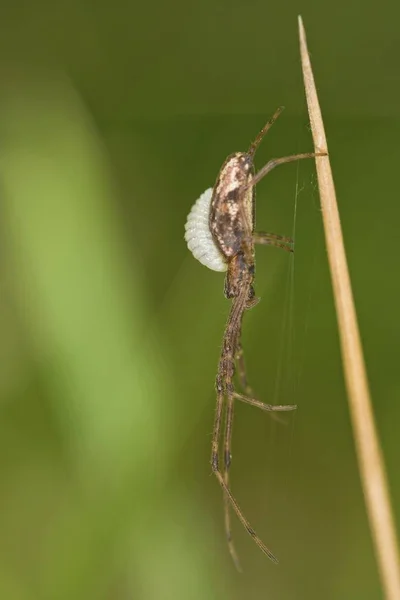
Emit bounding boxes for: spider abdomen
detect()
[209,152,255,260]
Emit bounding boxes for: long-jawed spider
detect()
[184,107,325,570]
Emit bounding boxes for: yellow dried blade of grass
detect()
[298,16,400,600]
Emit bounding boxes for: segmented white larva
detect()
[184,188,227,272]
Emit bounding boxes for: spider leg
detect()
[211,291,287,567]
[223,387,242,571]
[233,391,296,412]
[212,375,279,567]
[249,151,326,188]
[211,381,241,568]
[236,342,255,396]
[253,231,294,253]
[235,343,290,424]
[222,342,294,569]
[212,450,279,564]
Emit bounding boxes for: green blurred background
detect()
[0,1,399,599]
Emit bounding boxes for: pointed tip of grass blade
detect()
[298,18,400,599]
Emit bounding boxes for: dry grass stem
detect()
[298,16,400,600]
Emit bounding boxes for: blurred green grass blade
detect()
[0,74,184,599]
[0,75,168,487]
[0,72,233,600]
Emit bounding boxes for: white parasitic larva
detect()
[184,188,227,272]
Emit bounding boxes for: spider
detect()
[184,107,324,570]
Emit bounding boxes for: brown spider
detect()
[185,107,325,570]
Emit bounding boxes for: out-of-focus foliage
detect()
[0,2,399,599]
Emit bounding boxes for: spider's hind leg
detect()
[211,295,284,568]
[223,385,242,571]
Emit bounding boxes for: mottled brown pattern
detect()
[209,152,256,302]
[210,153,254,257]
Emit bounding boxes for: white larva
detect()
[184,188,227,272]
